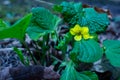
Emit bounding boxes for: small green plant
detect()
[0,1,120,80]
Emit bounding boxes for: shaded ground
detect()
[0,0,120,20]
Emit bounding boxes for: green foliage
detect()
[61,61,98,80]
[0,19,8,31]
[60,2,82,16]
[27,7,61,41]
[70,39,103,63]
[80,8,109,33]
[82,71,98,80]
[54,2,109,33]
[103,40,120,67]
[14,47,30,66]
[53,5,63,12]
[54,2,83,25]
[56,32,72,50]
[0,13,32,41]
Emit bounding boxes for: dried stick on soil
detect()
[0,65,60,80]
[0,48,34,52]
[35,0,54,6]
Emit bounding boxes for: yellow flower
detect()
[70,24,93,41]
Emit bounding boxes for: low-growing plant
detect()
[0,1,120,80]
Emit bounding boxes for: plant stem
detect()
[21,41,37,65]
[50,55,62,63]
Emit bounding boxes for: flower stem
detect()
[21,41,37,65]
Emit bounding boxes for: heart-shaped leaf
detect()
[103,40,120,67]
[61,61,98,80]
[27,7,61,41]
[70,39,103,63]
[80,8,109,33]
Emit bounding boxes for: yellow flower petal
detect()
[73,24,82,33]
[70,24,82,35]
[83,34,90,39]
[74,35,82,41]
[70,28,76,35]
[81,27,89,35]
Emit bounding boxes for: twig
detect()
[35,0,54,6]
[0,48,34,52]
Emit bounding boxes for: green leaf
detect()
[53,5,63,12]
[70,8,109,33]
[14,47,25,64]
[57,2,83,25]
[103,40,120,67]
[0,19,8,31]
[82,71,98,80]
[60,61,98,80]
[70,39,103,63]
[56,32,72,50]
[0,13,32,41]
[61,2,82,14]
[80,8,109,33]
[14,47,29,66]
[27,7,61,41]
